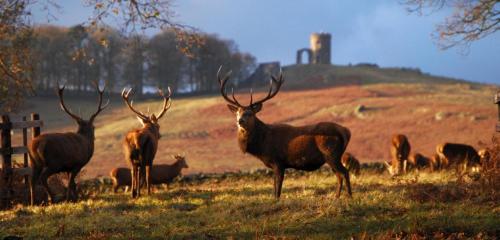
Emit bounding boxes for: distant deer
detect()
[122,87,172,198]
[341,152,361,176]
[408,153,431,171]
[110,155,188,193]
[218,68,352,199]
[28,83,108,204]
[435,143,481,174]
[385,134,411,176]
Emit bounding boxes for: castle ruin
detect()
[296,33,331,65]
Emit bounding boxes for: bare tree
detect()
[0,1,34,113]
[404,0,500,50]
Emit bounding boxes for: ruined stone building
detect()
[297,32,331,65]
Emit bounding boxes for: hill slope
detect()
[10,70,497,178]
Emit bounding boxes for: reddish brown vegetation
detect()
[218,69,352,199]
[28,84,108,204]
[122,87,172,198]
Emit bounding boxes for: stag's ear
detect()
[251,103,262,113]
[151,114,158,122]
[227,104,238,113]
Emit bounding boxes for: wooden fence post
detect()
[31,113,40,138]
[1,115,12,207]
[22,116,30,199]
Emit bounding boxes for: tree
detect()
[0,1,34,113]
[148,30,184,91]
[0,0,194,112]
[404,0,500,50]
[122,35,147,96]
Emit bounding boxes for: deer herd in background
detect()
[25,68,492,205]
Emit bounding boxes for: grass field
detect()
[1,168,498,239]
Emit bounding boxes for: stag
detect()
[385,134,411,176]
[122,87,172,198]
[28,83,108,204]
[218,68,352,199]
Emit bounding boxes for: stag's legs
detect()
[39,167,56,203]
[131,166,138,198]
[146,165,151,195]
[67,170,78,202]
[328,160,352,198]
[30,167,42,205]
[318,137,352,198]
[272,166,285,199]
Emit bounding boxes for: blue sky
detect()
[32,0,499,84]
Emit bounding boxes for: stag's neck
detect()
[75,129,95,156]
[238,118,269,156]
[143,123,160,138]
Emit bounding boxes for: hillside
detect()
[9,65,499,178]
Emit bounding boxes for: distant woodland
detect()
[32,25,257,96]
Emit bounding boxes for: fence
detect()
[0,113,43,207]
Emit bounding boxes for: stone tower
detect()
[310,33,331,64]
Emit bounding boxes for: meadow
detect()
[1,167,498,239]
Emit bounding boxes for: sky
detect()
[32,0,500,84]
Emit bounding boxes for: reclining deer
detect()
[28,83,108,204]
[218,68,352,199]
[122,87,172,198]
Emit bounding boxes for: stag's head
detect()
[121,87,172,137]
[173,154,189,168]
[218,67,284,132]
[57,83,109,139]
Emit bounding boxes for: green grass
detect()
[1,170,498,239]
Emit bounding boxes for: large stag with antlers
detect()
[218,68,352,199]
[121,87,172,198]
[28,83,108,204]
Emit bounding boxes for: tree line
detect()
[32,24,257,96]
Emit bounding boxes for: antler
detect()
[121,88,149,121]
[217,66,244,107]
[156,86,172,119]
[250,71,284,106]
[89,82,110,122]
[57,85,83,122]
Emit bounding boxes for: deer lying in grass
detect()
[341,152,360,176]
[435,143,481,174]
[385,134,411,176]
[218,68,352,199]
[110,155,188,193]
[408,153,431,171]
[122,87,172,198]
[28,83,108,204]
